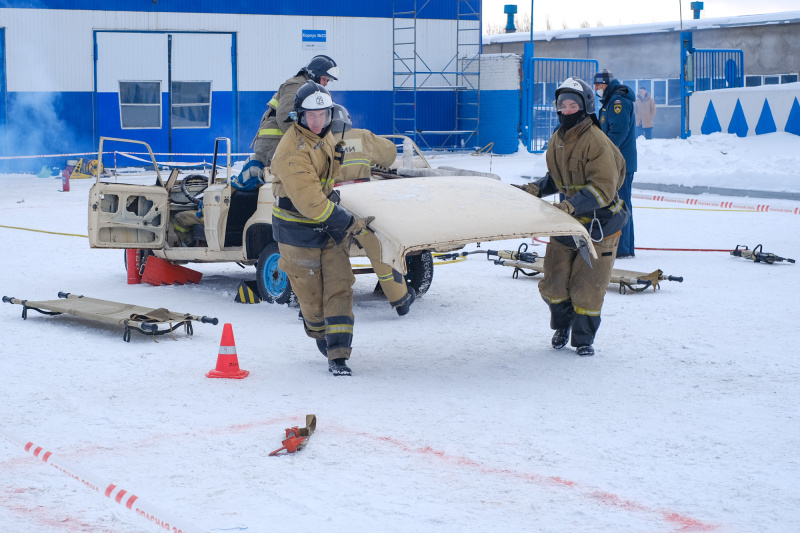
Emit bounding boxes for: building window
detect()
[652,80,666,105]
[745,75,763,87]
[667,79,681,106]
[171,81,212,128]
[119,81,162,129]
[637,79,652,95]
[764,76,780,85]
[781,74,798,84]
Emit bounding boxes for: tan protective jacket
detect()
[271,123,350,247]
[634,91,657,128]
[541,117,629,242]
[255,73,311,142]
[335,128,398,182]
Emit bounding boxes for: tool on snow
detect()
[269,415,317,456]
[730,244,795,264]
[487,244,683,294]
[2,292,218,341]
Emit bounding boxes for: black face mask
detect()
[559,111,586,130]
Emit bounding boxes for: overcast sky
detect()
[482,0,799,30]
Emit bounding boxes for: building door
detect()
[95,31,235,163]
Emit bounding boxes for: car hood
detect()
[338,176,597,274]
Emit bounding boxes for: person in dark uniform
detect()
[594,69,637,259]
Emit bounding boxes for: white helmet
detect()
[554,77,596,116]
[293,80,334,132]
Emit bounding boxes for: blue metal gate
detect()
[693,49,744,91]
[679,31,744,138]
[521,52,598,153]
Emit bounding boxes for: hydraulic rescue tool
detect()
[730,244,795,264]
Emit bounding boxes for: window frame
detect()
[118,80,162,130]
[170,80,213,129]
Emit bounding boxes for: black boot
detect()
[328,358,352,376]
[394,288,416,316]
[576,345,595,356]
[551,327,570,349]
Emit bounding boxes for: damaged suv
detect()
[88,137,596,304]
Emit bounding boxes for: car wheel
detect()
[256,242,295,305]
[405,251,433,296]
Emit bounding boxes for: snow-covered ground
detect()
[1,133,799,533]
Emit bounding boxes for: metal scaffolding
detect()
[392,0,481,150]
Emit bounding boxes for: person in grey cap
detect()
[594,69,637,259]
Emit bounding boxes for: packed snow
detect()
[1,132,799,532]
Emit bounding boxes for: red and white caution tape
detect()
[1,429,209,533]
[0,151,250,161]
[0,151,109,160]
[633,193,800,214]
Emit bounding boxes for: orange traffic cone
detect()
[206,323,249,379]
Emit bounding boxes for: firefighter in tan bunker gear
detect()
[330,104,415,315]
[270,81,372,376]
[517,77,630,356]
[251,55,340,167]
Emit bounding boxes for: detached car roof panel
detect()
[338,176,596,272]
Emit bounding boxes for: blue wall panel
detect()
[2,91,93,171]
[96,92,168,163]
[238,90,394,154]
[479,90,519,154]
[0,1,462,19]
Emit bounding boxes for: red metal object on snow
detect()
[269,427,307,456]
[126,249,142,284]
[140,255,202,286]
[269,415,317,457]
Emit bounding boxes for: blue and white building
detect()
[0,1,495,167]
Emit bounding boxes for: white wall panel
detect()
[171,33,232,91]
[96,32,168,93]
[1,8,451,93]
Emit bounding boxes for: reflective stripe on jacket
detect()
[335,128,398,182]
[256,73,310,140]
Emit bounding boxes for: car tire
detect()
[405,251,433,296]
[256,242,295,305]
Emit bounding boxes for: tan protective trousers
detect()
[278,238,355,360]
[173,210,204,246]
[354,231,409,306]
[538,234,620,346]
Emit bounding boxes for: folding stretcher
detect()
[495,258,683,294]
[2,292,218,341]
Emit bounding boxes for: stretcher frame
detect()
[495,259,683,294]
[2,292,219,342]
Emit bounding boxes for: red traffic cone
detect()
[206,323,249,379]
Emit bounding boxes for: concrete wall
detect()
[485,32,680,79]
[483,21,800,78]
[692,24,800,75]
